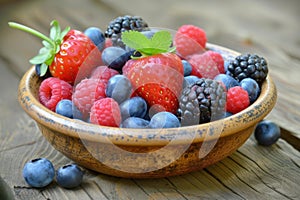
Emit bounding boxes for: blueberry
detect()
[240,78,260,104]
[149,111,181,128]
[22,158,55,188]
[120,117,150,128]
[55,99,73,118]
[106,75,132,104]
[182,75,201,89]
[101,47,131,71]
[56,164,83,189]
[214,74,240,90]
[119,97,147,120]
[182,60,192,76]
[84,27,105,51]
[254,120,281,146]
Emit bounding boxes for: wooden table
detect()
[1,0,299,199]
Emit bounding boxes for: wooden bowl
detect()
[18,44,277,178]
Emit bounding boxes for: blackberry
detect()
[226,53,268,84]
[105,15,149,47]
[177,78,226,126]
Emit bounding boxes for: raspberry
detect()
[226,86,250,114]
[72,78,107,117]
[174,25,207,58]
[205,51,225,73]
[38,77,73,111]
[188,51,224,79]
[90,66,119,82]
[90,98,121,127]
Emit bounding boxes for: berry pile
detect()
[9,15,269,129]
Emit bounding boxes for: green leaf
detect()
[29,48,52,64]
[121,30,151,51]
[50,20,61,41]
[60,26,71,41]
[42,40,53,49]
[121,30,174,56]
[39,63,48,76]
[150,30,172,52]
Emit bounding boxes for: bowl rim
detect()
[18,43,277,146]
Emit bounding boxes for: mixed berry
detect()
[9,16,270,129]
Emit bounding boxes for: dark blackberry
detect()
[177,78,226,126]
[226,53,268,84]
[105,15,149,47]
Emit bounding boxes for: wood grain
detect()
[0,0,299,199]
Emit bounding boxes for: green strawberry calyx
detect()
[8,20,70,76]
[121,30,176,59]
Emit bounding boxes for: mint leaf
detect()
[122,30,150,51]
[150,30,172,52]
[40,63,48,76]
[121,30,174,56]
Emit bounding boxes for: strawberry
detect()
[9,20,102,85]
[121,31,183,114]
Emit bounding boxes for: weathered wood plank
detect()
[1,0,300,199]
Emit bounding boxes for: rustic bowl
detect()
[18,44,277,178]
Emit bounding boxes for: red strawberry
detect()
[39,77,73,111]
[50,29,102,84]
[90,98,121,127]
[9,20,102,85]
[123,53,183,114]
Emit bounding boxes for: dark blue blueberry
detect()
[214,74,240,90]
[55,99,73,118]
[101,47,131,71]
[84,27,105,51]
[119,97,147,120]
[149,112,181,128]
[254,120,281,146]
[182,75,201,89]
[22,158,55,188]
[182,60,192,76]
[240,78,260,104]
[106,75,132,104]
[120,117,150,128]
[56,164,83,189]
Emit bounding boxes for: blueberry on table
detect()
[254,120,281,146]
[149,111,181,128]
[106,74,132,104]
[22,158,55,188]
[119,96,148,120]
[84,27,105,51]
[56,164,83,189]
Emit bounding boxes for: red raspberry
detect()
[38,77,73,111]
[188,51,224,79]
[226,86,250,114]
[174,25,207,58]
[90,98,121,127]
[204,51,225,73]
[90,65,119,82]
[72,78,107,117]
